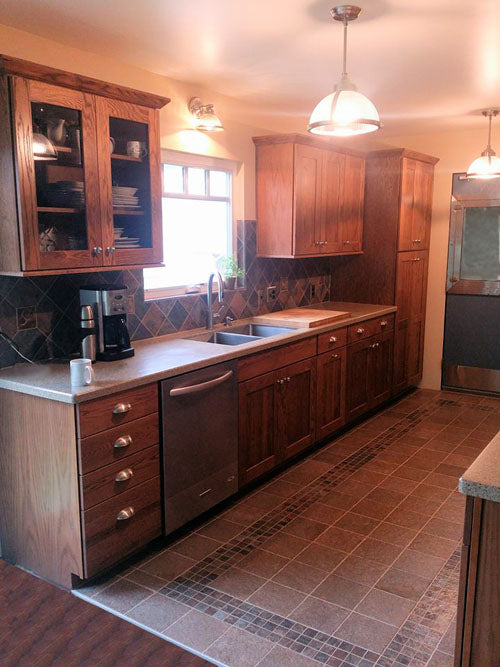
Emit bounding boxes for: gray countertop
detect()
[459,430,500,503]
[0,301,396,404]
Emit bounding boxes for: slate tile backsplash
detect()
[0,220,332,368]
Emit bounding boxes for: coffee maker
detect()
[79,285,134,361]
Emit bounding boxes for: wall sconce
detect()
[189,97,224,132]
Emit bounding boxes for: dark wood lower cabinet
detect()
[455,495,500,666]
[346,331,393,422]
[238,358,315,486]
[238,370,279,486]
[316,347,346,440]
[277,358,316,461]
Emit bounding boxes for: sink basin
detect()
[229,324,294,337]
[187,331,262,346]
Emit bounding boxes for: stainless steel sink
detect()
[228,324,294,337]
[187,331,262,346]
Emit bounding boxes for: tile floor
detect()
[75,389,500,666]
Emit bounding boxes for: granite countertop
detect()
[459,430,500,503]
[0,301,396,404]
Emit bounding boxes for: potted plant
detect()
[220,256,243,290]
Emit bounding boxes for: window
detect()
[144,153,235,298]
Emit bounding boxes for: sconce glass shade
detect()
[308,88,380,137]
[195,109,224,132]
[466,152,500,179]
[33,132,58,160]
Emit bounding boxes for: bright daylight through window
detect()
[144,157,233,297]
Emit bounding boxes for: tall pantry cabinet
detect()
[331,148,438,393]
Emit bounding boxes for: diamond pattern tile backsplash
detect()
[0,221,332,368]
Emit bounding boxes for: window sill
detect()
[144,283,245,301]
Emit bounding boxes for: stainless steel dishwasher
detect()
[161,360,238,535]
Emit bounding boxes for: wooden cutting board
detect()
[253,308,350,328]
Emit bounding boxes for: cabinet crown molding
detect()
[366,147,439,165]
[253,133,366,158]
[0,55,170,109]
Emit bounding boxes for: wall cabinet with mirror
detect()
[0,56,169,275]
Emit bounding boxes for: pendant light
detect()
[466,109,500,179]
[308,5,380,137]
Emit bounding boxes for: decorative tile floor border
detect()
[76,391,498,665]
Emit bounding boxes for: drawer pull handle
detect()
[356,327,365,334]
[113,402,132,414]
[370,342,380,349]
[331,353,340,360]
[115,468,134,482]
[380,320,388,328]
[114,435,132,449]
[412,257,421,262]
[116,506,135,521]
[329,336,338,343]
[343,240,351,245]
[413,239,422,243]
[199,488,212,497]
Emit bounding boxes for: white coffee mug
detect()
[70,358,94,386]
[126,140,147,158]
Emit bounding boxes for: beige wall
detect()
[378,128,490,390]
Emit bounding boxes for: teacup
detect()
[126,141,147,158]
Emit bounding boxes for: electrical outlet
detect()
[266,285,277,303]
[309,283,316,299]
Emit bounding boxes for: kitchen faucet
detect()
[206,271,225,329]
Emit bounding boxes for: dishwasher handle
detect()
[169,370,233,397]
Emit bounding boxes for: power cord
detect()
[0,330,35,364]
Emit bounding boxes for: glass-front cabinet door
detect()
[11,77,102,270]
[95,97,163,267]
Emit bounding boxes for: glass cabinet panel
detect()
[109,117,152,252]
[31,101,90,255]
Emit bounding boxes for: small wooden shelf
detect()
[111,153,142,163]
[37,206,80,213]
[113,208,144,216]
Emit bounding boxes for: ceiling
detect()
[1,0,500,136]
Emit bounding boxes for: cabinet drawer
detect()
[81,445,159,510]
[82,476,162,578]
[348,314,394,343]
[78,383,158,438]
[79,413,159,474]
[237,337,317,382]
[317,327,347,354]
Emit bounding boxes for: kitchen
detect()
[0,2,499,666]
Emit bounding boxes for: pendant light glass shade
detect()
[33,132,57,161]
[466,109,500,179]
[308,87,380,136]
[308,5,380,137]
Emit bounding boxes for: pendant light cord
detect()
[342,19,348,78]
[487,112,493,152]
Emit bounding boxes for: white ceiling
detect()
[1,0,500,135]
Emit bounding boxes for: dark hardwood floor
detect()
[0,559,210,666]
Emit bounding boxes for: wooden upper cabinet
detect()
[0,56,169,275]
[294,143,323,255]
[11,78,103,271]
[254,135,365,258]
[95,97,163,267]
[398,157,434,251]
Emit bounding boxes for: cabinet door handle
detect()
[116,506,135,521]
[277,378,284,385]
[380,320,388,328]
[370,342,380,349]
[413,239,422,243]
[92,246,102,256]
[114,435,132,449]
[356,327,365,334]
[343,240,351,245]
[331,353,340,360]
[106,246,116,255]
[329,336,338,343]
[113,402,132,414]
[115,468,134,482]
[412,257,421,262]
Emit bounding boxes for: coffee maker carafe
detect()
[79,285,134,361]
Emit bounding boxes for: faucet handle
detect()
[224,315,234,327]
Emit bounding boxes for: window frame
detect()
[144,149,238,300]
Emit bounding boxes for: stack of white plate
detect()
[114,226,141,248]
[112,186,140,209]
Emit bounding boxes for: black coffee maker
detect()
[79,285,134,361]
